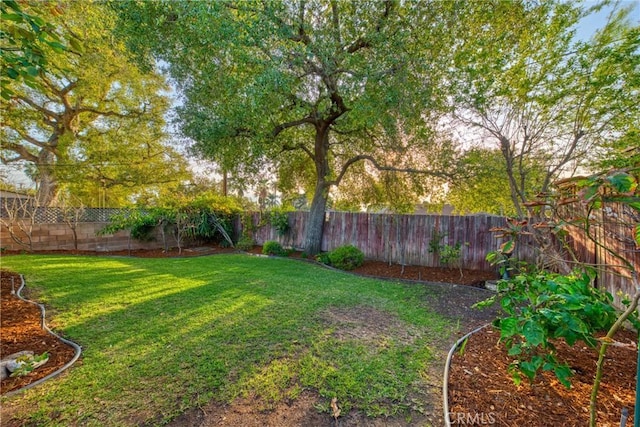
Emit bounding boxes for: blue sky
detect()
[575,0,640,41]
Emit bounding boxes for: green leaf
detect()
[507,343,522,356]
[553,364,572,388]
[5,68,19,79]
[25,66,39,77]
[606,173,634,193]
[46,41,67,53]
[635,224,640,248]
[523,319,545,347]
[1,13,24,22]
[500,240,515,255]
[499,317,520,339]
[69,38,84,53]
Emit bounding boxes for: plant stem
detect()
[589,280,639,427]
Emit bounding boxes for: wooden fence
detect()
[563,203,639,308]
[241,211,527,271]
[3,205,636,307]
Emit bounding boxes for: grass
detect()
[1,254,452,426]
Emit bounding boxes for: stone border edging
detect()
[443,323,490,427]
[2,275,82,398]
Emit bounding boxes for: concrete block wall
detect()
[0,222,175,252]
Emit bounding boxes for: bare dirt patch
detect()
[322,306,423,345]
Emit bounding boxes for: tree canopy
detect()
[1,0,188,206]
[445,1,640,216]
[112,0,638,248]
[115,0,467,253]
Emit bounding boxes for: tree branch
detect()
[281,142,314,160]
[16,95,60,119]
[272,116,316,137]
[0,142,39,163]
[329,154,454,187]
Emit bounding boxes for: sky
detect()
[575,0,639,41]
[3,1,639,192]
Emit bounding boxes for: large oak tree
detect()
[115,0,461,254]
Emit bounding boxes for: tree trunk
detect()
[36,151,58,206]
[222,168,228,197]
[304,123,331,255]
[305,180,329,255]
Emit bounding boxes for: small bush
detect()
[327,245,364,271]
[268,208,291,236]
[236,236,255,251]
[315,252,330,265]
[262,241,287,256]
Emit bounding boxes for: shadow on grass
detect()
[1,254,468,426]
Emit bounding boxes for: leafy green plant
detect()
[262,240,287,256]
[427,231,447,255]
[428,230,467,274]
[268,208,291,236]
[327,245,364,271]
[476,270,618,387]
[315,252,331,265]
[236,236,255,252]
[10,352,49,377]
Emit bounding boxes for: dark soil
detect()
[448,326,637,426]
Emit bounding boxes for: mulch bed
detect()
[1,270,77,394]
[448,326,637,426]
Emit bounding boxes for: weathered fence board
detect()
[241,211,511,271]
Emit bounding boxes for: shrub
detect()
[327,245,364,271]
[475,270,619,388]
[262,240,287,256]
[315,252,330,265]
[236,236,255,251]
[268,208,291,236]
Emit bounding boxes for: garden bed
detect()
[448,326,637,426]
[0,271,77,394]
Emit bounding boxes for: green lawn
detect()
[1,254,451,426]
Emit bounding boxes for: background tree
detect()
[446,1,640,217]
[114,0,461,254]
[1,0,188,206]
[444,148,546,216]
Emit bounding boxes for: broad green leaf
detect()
[606,173,634,193]
[1,13,23,22]
[5,68,19,79]
[554,364,573,388]
[507,343,522,356]
[523,319,545,347]
[499,317,519,339]
[500,240,515,255]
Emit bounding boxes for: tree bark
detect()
[36,151,58,207]
[305,179,329,255]
[304,123,331,255]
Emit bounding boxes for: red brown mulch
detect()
[352,261,497,287]
[448,326,637,427]
[0,270,77,394]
